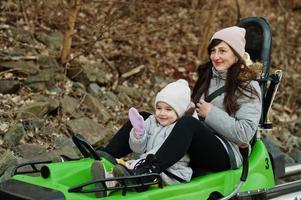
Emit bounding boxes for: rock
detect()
[39,126,60,136]
[37,55,60,69]
[73,82,86,91]
[0,61,38,75]
[26,69,54,83]
[0,50,27,57]
[54,137,82,158]
[0,166,16,182]
[0,122,9,134]
[83,94,111,123]
[53,137,75,148]
[118,92,132,105]
[54,73,70,82]
[25,68,58,91]
[50,146,80,162]
[60,95,81,117]
[10,28,34,44]
[66,62,108,86]
[26,82,47,91]
[292,118,301,137]
[35,32,63,51]
[285,154,297,165]
[46,86,64,96]
[15,144,47,160]
[85,64,107,85]
[87,83,101,96]
[117,85,140,98]
[287,134,300,153]
[24,61,66,92]
[289,148,301,163]
[66,117,109,145]
[16,102,49,119]
[3,123,26,147]
[31,95,60,113]
[0,80,20,94]
[104,91,119,108]
[0,150,18,176]
[22,118,44,131]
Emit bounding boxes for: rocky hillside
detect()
[0,0,300,182]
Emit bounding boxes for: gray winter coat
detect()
[204,68,262,168]
[129,115,193,185]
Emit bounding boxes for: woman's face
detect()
[210,41,238,71]
[155,102,178,126]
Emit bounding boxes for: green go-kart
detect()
[0,16,300,200]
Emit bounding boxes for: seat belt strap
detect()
[219,136,237,169]
[163,170,186,183]
[205,86,225,102]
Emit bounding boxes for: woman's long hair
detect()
[192,39,260,116]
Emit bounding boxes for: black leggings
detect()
[104,113,230,172]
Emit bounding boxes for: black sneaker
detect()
[113,164,150,192]
[112,164,137,190]
[91,161,107,198]
[132,154,161,177]
[113,154,161,192]
[132,155,161,191]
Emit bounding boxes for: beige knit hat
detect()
[155,79,191,117]
[210,26,246,58]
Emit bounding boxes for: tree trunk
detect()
[60,0,81,65]
[191,0,199,9]
[197,1,219,61]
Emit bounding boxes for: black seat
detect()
[237,16,273,129]
[238,17,285,179]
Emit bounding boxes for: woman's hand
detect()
[196,99,213,118]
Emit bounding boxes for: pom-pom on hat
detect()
[210,26,246,58]
[155,79,191,117]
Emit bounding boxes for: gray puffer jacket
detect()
[204,67,262,168]
[129,115,192,185]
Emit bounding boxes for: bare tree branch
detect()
[121,65,145,78]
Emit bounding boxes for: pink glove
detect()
[128,107,145,137]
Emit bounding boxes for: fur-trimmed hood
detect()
[238,52,263,81]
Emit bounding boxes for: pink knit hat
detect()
[210,26,246,58]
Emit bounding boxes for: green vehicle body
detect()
[10,139,275,200]
[1,16,288,200]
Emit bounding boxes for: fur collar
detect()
[238,53,263,81]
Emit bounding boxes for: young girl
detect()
[92,79,196,196]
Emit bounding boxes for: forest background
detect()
[0,0,300,181]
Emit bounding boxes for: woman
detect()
[100,26,262,186]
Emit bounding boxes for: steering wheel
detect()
[72,133,100,160]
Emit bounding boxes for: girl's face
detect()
[210,41,238,71]
[155,102,178,126]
